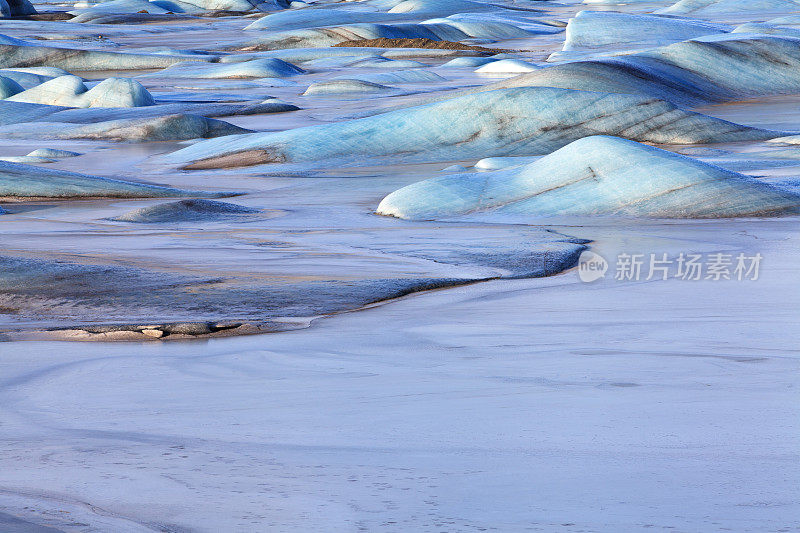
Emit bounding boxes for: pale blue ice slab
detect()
[376,136,800,219]
[658,0,800,16]
[0,113,250,141]
[0,160,235,198]
[143,58,304,79]
[562,11,729,51]
[5,76,154,108]
[494,35,800,106]
[167,87,783,168]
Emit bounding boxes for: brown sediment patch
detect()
[334,38,514,54]
[182,149,286,170]
[199,10,250,17]
[2,319,311,342]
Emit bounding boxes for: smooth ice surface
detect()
[562,10,730,51]
[0,114,251,141]
[377,136,800,219]
[302,78,398,95]
[1,219,798,531]
[169,87,782,168]
[239,18,557,50]
[0,160,232,198]
[659,0,800,16]
[0,41,211,71]
[495,35,800,106]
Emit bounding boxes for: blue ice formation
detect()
[167,87,782,169]
[658,0,800,16]
[0,76,23,99]
[731,22,800,38]
[113,199,260,222]
[492,35,800,106]
[71,0,262,14]
[27,148,82,158]
[245,0,498,30]
[0,113,250,141]
[5,76,155,107]
[0,161,235,198]
[223,47,472,65]
[474,59,539,74]
[439,56,497,68]
[0,100,297,129]
[0,0,36,17]
[376,136,800,220]
[143,58,304,79]
[239,17,558,51]
[0,68,70,89]
[333,68,444,84]
[0,39,213,71]
[302,79,398,96]
[561,11,729,51]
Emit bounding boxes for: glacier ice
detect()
[658,0,800,16]
[113,199,260,222]
[0,160,235,198]
[377,136,800,219]
[144,58,304,79]
[376,136,800,220]
[168,87,782,169]
[6,76,155,108]
[492,35,800,106]
[0,113,250,141]
[303,79,397,96]
[561,11,729,51]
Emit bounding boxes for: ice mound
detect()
[0,155,55,163]
[145,58,304,79]
[0,161,234,198]
[0,40,213,71]
[0,100,297,130]
[0,0,36,17]
[0,76,23,99]
[6,76,155,108]
[731,22,800,38]
[0,113,250,141]
[501,35,800,105]
[0,69,62,90]
[303,79,396,96]
[439,56,497,68]
[26,148,81,158]
[376,136,800,220]
[562,11,729,51]
[168,87,781,169]
[71,0,260,14]
[475,59,538,73]
[335,69,444,84]
[69,0,173,15]
[113,199,260,222]
[658,0,800,16]
[245,0,498,31]
[240,19,552,51]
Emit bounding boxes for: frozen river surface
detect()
[2,220,799,532]
[1,0,799,530]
